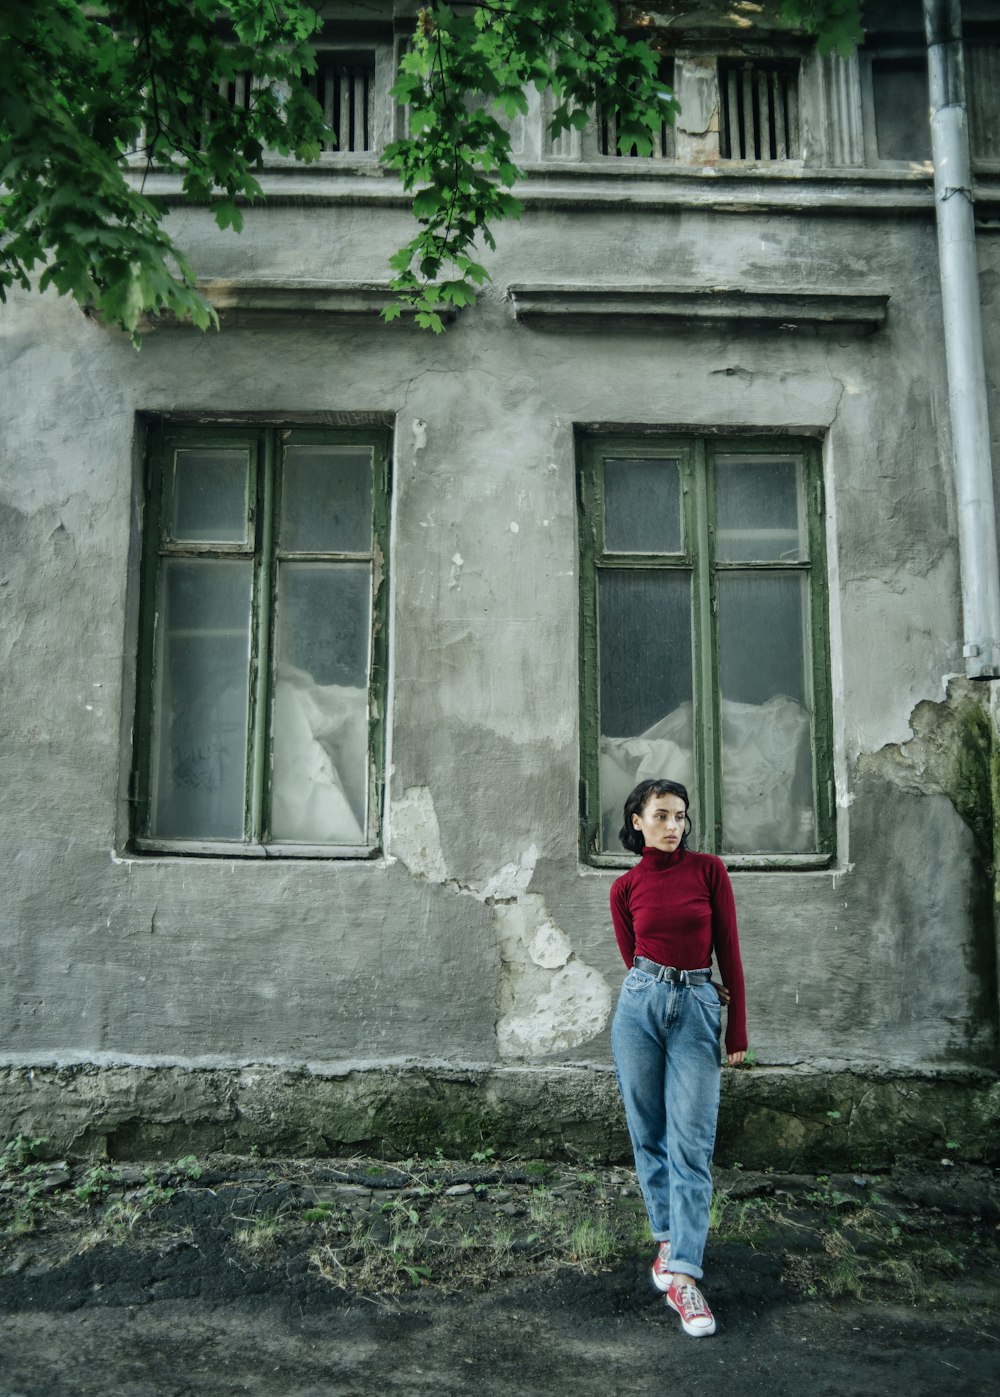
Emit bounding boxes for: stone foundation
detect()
[2,1063,997,1170]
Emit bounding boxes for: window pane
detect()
[598,569,693,850]
[270,562,371,844]
[281,446,373,553]
[603,458,682,553]
[170,449,250,543]
[715,454,806,562]
[717,571,814,852]
[149,559,252,838]
[872,59,931,162]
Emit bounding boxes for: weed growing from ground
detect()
[709,1189,775,1245]
[568,1216,616,1265]
[0,1136,55,1235]
[232,1208,286,1255]
[528,1186,554,1226]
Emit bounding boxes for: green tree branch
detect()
[0,1,863,339]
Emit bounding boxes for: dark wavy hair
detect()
[619,778,692,855]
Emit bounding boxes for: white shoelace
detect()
[674,1283,709,1317]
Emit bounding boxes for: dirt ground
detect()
[1,1150,998,1397]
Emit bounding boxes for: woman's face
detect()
[632,791,687,853]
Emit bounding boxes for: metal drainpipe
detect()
[924,0,1000,678]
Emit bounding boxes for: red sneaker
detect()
[665,1278,716,1336]
[651,1240,673,1292]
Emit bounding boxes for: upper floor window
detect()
[131,424,391,857]
[578,434,833,867]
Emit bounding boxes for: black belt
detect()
[633,956,711,986]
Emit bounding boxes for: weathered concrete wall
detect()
[2,138,999,1155]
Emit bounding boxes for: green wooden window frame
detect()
[131,423,391,857]
[578,433,834,869]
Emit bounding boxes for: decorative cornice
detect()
[506,283,889,333]
[177,279,456,327]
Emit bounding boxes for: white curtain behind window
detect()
[600,695,811,853]
[270,662,368,844]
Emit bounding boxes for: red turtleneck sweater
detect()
[610,846,747,1054]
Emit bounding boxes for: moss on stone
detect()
[950,699,995,871]
[3,1064,998,1170]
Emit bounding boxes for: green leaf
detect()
[412,188,444,220]
[214,200,244,233]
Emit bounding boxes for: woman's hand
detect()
[713,982,741,1061]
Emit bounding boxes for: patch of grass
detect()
[568,1215,616,1265]
[823,1256,864,1298]
[1,1136,49,1173]
[302,1203,336,1223]
[309,1214,435,1293]
[863,1252,922,1302]
[0,1137,57,1236]
[490,1218,515,1260]
[527,1186,554,1225]
[804,1185,857,1210]
[232,1209,283,1255]
[301,1175,635,1298]
[709,1190,773,1245]
[74,1164,117,1205]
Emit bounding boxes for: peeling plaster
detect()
[389,793,612,1059]
[389,787,448,883]
[857,678,996,873]
[493,895,612,1060]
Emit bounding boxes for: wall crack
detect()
[390,788,612,1060]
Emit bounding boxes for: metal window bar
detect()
[720,60,799,160]
[596,60,675,159]
[221,72,253,113]
[312,53,376,153]
[184,72,254,153]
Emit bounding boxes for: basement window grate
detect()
[181,72,253,154]
[719,60,800,161]
[597,60,676,159]
[308,52,376,154]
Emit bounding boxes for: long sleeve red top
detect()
[610,846,747,1054]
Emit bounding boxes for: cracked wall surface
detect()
[2,149,999,1145]
[391,795,612,1059]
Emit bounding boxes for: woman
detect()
[610,778,746,1338]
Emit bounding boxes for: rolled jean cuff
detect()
[653,1230,670,1243]
[669,1258,704,1281]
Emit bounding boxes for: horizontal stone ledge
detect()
[142,280,456,329]
[140,167,945,218]
[506,284,890,333]
[1,1062,995,1171]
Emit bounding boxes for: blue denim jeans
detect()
[611,966,722,1281]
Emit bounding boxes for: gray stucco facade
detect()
[2,1,999,1165]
